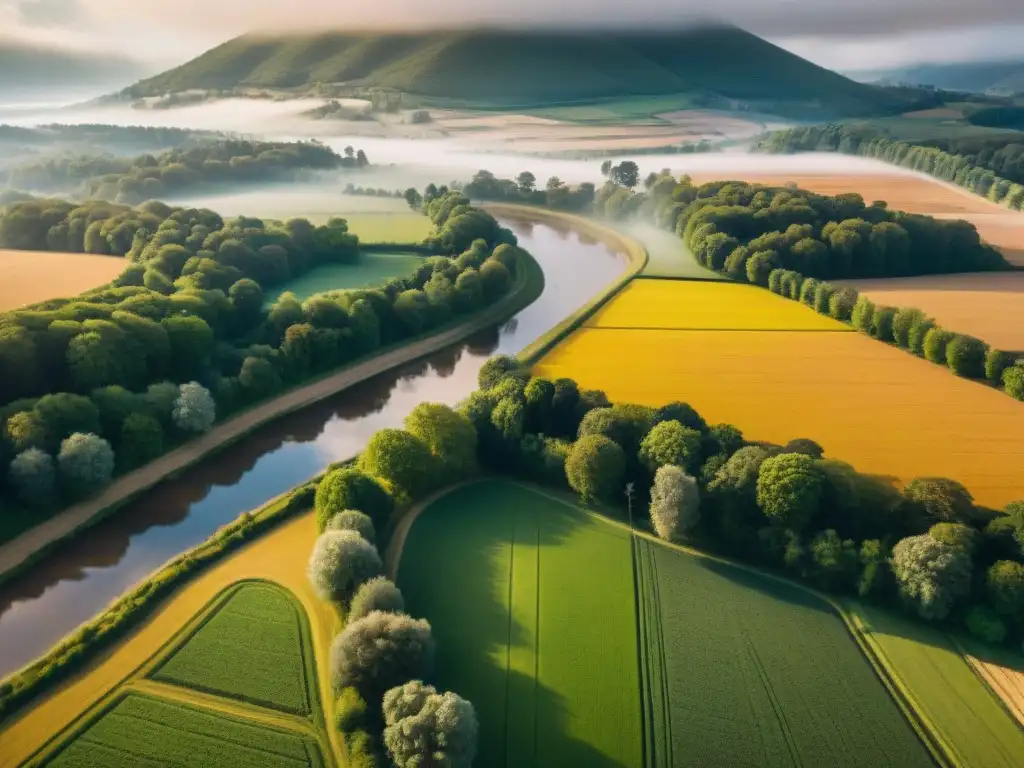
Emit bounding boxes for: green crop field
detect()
[344,213,433,243]
[397,480,642,768]
[43,693,323,768]
[150,582,316,716]
[847,602,1024,768]
[627,222,726,280]
[635,539,933,768]
[521,95,696,124]
[262,252,424,304]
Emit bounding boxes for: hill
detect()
[849,59,1024,96]
[127,26,904,116]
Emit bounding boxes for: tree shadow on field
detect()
[399,480,633,768]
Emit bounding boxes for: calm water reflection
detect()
[0,217,627,676]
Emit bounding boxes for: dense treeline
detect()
[2,139,366,204]
[756,124,1024,206]
[763,267,1024,400]
[0,123,225,153]
[0,191,521,537]
[447,359,1023,647]
[645,176,1008,279]
[458,169,596,212]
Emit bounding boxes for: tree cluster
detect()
[4,139,366,204]
[458,169,597,213]
[653,177,1008,280]
[0,195,521,528]
[756,124,1024,208]
[465,358,1024,649]
[308,421,480,766]
[765,266,1024,400]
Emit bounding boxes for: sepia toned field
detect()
[586,280,851,331]
[535,327,1024,508]
[685,172,1002,215]
[931,212,1024,266]
[839,272,1024,351]
[0,250,126,310]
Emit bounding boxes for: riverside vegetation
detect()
[0,190,526,544]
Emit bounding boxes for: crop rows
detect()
[536,325,1024,508]
[634,539,671,768]
[398,480,642,767]
[151,582,313,715]
[641,543,932,767]
[45,693,322,768]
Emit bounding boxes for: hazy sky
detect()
[3,0,1023,71]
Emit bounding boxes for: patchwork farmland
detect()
[396,480,643,768]
[0,249,127,311]
[536,280,1024,509]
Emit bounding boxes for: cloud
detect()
[16,0,82,26]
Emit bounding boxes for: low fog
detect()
[0,95,925,214]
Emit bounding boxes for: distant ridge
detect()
[127,26,904,116]
[848,59,1024,96]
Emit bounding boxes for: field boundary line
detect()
[648,543,672,768]
[0,248,544,587]
[632,537,653,768]
[581,325,853,333]
[512,482,957,768]
[950,635,1024,732]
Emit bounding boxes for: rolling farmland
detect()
[0,250,126,311]
[635,539,933,768]
[585,280,851,331]
[42,693,324,768]
[847,602,1024,767]
[396,480,642,768]
[151,582,316,716]
[839,272,1024,351]
[536,324,1024,508]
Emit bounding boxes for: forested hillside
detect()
[126,26,906,116]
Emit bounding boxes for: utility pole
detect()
[625,482,635,532]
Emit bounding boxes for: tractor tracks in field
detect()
[633,538,673,768]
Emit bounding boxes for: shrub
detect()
[851,295,875,333]
[307,529,383,604]
[704,423,744,457]
[1005,364,1024,400]
[565,434,626,502]
[172,381,215,433]
[638,420,703,473]
[335,686,370,733]
[965,605,1007,644]
[768,268,785,294]
[315,468,393,532]
[799,277,819,307]
[782,438,824,459]
[892,307,926,349]
[812,281,835,314]
[577,406,650,455]
[905,477,975,524]
[326,510,376,544]
[923,327,954,365]
[745,251,776,286]
[348,577,405,623]
[755,453,824,531]
[57,433,114,498]
[330,611,434,702]
[870,305,897,342]
[119,412,164,470]
[986,560,1024,617]
[928,522,978,554]
[828,287,858,321]
[8,448,57,509]
[649,465,700,541]
[403,402,477,481]
[477,355,523,390]
[907,314,936,355]
[945,334,987,379]
[890,534,972,620]
[985,348,1013,383]
[358,429,438,499]
[652,401,707,433]
[383,681,478,768]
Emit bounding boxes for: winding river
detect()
[0,214,628,677]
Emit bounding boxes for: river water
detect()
[0,214,628,677]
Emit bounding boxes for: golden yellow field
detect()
[587,280,851,331]
[536,327,1024,508]
[0,250,126,311]
[840,272,1024,351]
